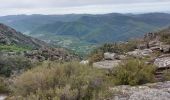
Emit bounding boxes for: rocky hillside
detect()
[0,23,47,49]
[89,26,170,81]
[0,23,79,78]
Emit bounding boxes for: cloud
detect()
[0,0,170,15]
[1,0,170,8]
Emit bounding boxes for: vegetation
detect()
[7,59,158,99]
[0,55,32,77]
[0,45,30,52]
[11,62,113,100]
[109,59,156,86]
[158,27,170,44]
[29,13,166,44]
[163,69,170,81]
[89,40,139,63]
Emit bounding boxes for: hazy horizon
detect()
[0,0,170,16]
[1,12,170,17]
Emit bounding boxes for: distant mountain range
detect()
[0,13,170,43]
[0,13,170,55]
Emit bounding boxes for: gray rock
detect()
[154,57,170,68]
[104,52,118,60]
[80,60,89,64]
[127,49,152,58]
[110,81,170,100]
[117,55,127,60]
[160,45,170,53]
[129,89,170,100]
[93,60,121,69]
[148,40,161,48]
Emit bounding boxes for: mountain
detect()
[30,13,170,43]
[0,14,84,33]
[0,23,47,49]
[1,13,170,55]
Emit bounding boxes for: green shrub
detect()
[110,59,156,86]
[11,62,112,100]
[163,69,170,81]
[0,44,30,52]
[89,51,103,64]
[0,55,32,77]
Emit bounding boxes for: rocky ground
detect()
[110,81,170,100]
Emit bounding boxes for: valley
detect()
[1,13,170,56]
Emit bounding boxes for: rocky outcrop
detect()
[93,60,121,69]
[110,81,170,100]
[24,47,78,62]
[127,49,153,58]
[154,56,170,68]
[160,45,170,53]
[104,52,118,60]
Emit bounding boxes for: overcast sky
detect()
[0,0,170,16]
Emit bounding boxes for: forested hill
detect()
[0,13,170,43]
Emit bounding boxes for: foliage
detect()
[0,55,32,77]
[0,45,30,52]
[158,27,170,44]
[11,62,112,100]
[163,69,170,81]
[110,59,156,86]
[89,51,103,64]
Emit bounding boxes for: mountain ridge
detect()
[0,23,47,49]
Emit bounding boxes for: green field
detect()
[38,35,98,57]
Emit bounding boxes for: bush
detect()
[163,69,170,81]
[11,62,112,100]
[89,51,103,64]
[0,55,32,77]
[110,59,156,86]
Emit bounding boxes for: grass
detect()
[0,45,30,52]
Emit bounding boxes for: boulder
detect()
[127,49,152,58]
[93,60,121,69]
[137,44,147,49]
[117,55,127,60]
[80,60,89,64]
[104,52,118,60]
[154,57,170,68]
[148,40,161,48]
[160,45,170,53]
[140,49,153,56]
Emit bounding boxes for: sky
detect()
[0,0,170,16]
